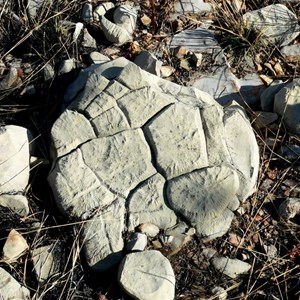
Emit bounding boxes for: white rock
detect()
[118,250,175,300]
[89,51,110,64]
[0,267,30,299]
[160,65,175,78]
[211,256,251,279]
[243,4,300,46]
[274,79,300,134]
[134,51,162,76]
[27,0,44,18]
[82,199,125,271]
[0,125,30,215]
[101,15,133,45]
[93,2,114,21]
[137,223,160,237]
[113,5,137,35]
[126,232,148,251]
[173,0,211,15]
[278,198,300,220]
[43,63,55,81]
[280,44,300,62]
[0,194,29,215]
[32,243,62,283]
[2,229,28,261]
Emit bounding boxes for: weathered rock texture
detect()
[48,59,259,270]
[0,125,30,215]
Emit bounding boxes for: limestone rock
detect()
[280,44,300,62]
[82,28,96,48]
[243,4,300,46]
[49,59,259,269]
[134,51,162,76]
[0,267,30,299]
[2,229,28,261]
[211,256,251,279]
[93,2,114,21]
[173,0,211,15]
[118,250,175,300]
[0,125,30,215]
[278,198,300,220]
[89,51,110,64]
[81,3,93,23]
[126,232,148,252]
[82,199,125,271]
[260,80,286,111]
[32,243,63,283]
[113,5,137,35]
[274,79,300,135]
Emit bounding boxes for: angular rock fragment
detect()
[118,250,175,300]
[32,243,63,283]
[0,267,30,299]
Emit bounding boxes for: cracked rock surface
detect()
[48,59,259,271]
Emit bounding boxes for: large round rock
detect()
[48,59,259,271]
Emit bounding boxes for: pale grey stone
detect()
[43,63,54,81]
[144,103,208,179]
[3,229,29,261]
[91,106,130,137]
[0,194,29,216]
[128,173,177,231]
[82,199,125,271]
[113,5,137,35]
[118,250,175,300]
[274,79,300,135]
[82,28,96,48]
[51,109,96,158]
[81,3,93,23]
[137,223,160,237]
[101,15,133,45]
[93,2,114,21]
[280,44,300,62]
[0,67,19,90]
[0,125,30,196]
[89,51,110,64]
[0,267,30,299]
[80,129,156,198]
[93,57,129,79]
[117,86,174,128]
[211,256,251,279]
[105,80,130,100]
[48,148,115,218]
[167,165,239,239]
[223,102,259,200]
[278,198,300,220]
[260,80,286,111]
[28,0,46,18]
[32,243,62,283]
[126,232,148,252]
[134,51,162,76]
[243,4,300,46]
[173,0,211,15]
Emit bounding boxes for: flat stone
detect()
[137,223,160,237]
[167,165,239,239]
[128,173,177,231]
[173,0,211,15]
[243,4,300,46]
[274,79,300,134]
[32,243,63,283]
[144,103,208,179]
[48,148,115,218]
[51,110,96,158]
[89,51,110,64]
[280,44,300,62]
[58,58,76,74]
[126,232,148,252]
[82,199,125,271]
[0,267,30,299]
[43,63,55,81]
[80,129,156,198]
[2,229,29,261]
[211,256,251,279]
[118,250,175,300]
[0,126,30,214]
[113,5,137,35]
[27,0,45,18]
[81,3,93,23]
[252,111,278,129]
[0,194,29,216]
[134,51,162,76]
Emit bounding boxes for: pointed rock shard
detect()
[3,229,28,261]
